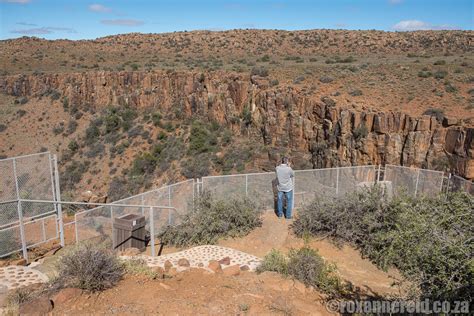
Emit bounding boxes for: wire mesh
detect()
[75,206,113,243]
[384,165,418,196]
[384,165,444,197]
[294,168,338,207]
[202,174,247,200]
[246,172,276,211]
[0,153,58,258]
[450,175,474,195]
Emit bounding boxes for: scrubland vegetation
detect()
[292,186,473,301]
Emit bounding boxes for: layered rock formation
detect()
[1,71,472,179]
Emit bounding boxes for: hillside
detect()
[0,29,473,201]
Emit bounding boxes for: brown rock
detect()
[223,264,240,276]
[51,288,82,305]
[208,260,222,273]
[443,117,459,127]
[240,265,250,271]
[164,260,173,272]
[167,267,178,277]
[19,297,53,315]
[151,266,165,278]
[218,256,231,265]
[11,258,27,266]
[177,258,190,267]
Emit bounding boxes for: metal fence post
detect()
[48,154,60,243]
[53,155,65,247]
[149,207,155,257]
[336,167,340,196]
[140,195,144,216]
[168,186,171,207]
[377,165,381,183]
[414,169,420,197]
[245,174,248,197]
[12,159,28,262]
[74,213,79,244]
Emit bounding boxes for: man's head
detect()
[281,156,289,165]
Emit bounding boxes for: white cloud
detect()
[11,26,77,35]
[88,4,112,13]
[392,20,458,31]
[17,22,37,26]
[0,0,31,3]
[100,19,144,26]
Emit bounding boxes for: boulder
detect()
[218,257,231,265]
[19,297,53,315]
[10,258,27,266]
[164,260,173,272]
[223,265,240,276]
[208,260,222,273]
[240,265,250,271]
[177,258,190,267]
[51,288,82,305]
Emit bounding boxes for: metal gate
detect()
[0,152,63,260]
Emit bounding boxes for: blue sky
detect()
[0,0,472,40]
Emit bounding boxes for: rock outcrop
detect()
[1,71,472,179]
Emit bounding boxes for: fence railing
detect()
[1,150,473,261]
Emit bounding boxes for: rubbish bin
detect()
[113,214,146,251]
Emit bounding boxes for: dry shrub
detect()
[53,242,123,292]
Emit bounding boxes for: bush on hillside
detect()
[292,187,473,301]
[53,242,123,292]
[257,247,342,296]
[159,191,262,247]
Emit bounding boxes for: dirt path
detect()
[218,211,403,297]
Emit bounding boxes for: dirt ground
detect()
[52,269,333,315]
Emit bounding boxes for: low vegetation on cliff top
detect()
[292,186,473,301]
[159,191,262,247]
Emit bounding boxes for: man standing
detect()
[275,157,294,219]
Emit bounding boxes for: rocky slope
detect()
[1,71,472,179]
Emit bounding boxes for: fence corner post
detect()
[149,207,155,257]
[53,155,65,247]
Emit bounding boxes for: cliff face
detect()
[1,71,472,179]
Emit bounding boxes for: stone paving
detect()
[0,265,49,291]
[121,245,262,271]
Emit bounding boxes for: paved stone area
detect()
[121,245,262,271]
[0,266,49,291]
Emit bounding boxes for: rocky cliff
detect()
[1,71,472,179]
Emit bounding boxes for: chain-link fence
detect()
[74,179,195,248]
[3,150,473,260]
[0,152,61,259]
[384,165,444,197]
[447,174,474,195]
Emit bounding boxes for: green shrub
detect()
[54,242,123,292]
[256,249,289,275]
[418,71,432,78]
[130,152,157,177]
[68,140,79,153]
[159,191,262,246]
[434,70,448,79]
[0,124,7,132]
[257,247,342,296]
[250,66,269,77]
[423,108,445,122]
[188,120,218,154]
[123,259,161,279]
[292,188,473,301]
